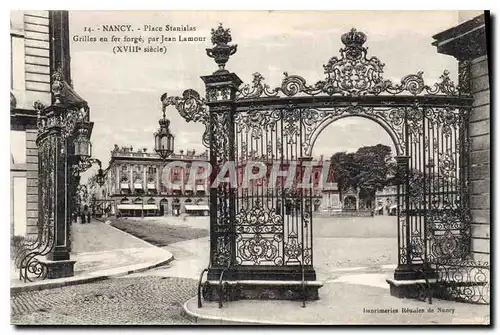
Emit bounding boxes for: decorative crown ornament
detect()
[206,23,238,74]
[341,28,367,47]
[340,28,367,60]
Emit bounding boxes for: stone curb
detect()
[11,220,175,294]
[11,254,174,294]
[104,219,161,249]
[182,296,320,325]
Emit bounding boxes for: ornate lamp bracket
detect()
[72,158,102,176]
[161,89,210,148]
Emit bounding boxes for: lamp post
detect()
[154,108,174,218]
[154,108,175,160]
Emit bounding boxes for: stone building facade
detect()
[10,11,53,237]
[96,147,342,217]
[432,13,490,264]
[99,146,211,217]
[234,156,339,214]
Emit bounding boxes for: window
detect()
[148,167,157,174]
[10,130,26,164]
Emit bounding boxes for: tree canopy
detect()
[330,144,395,199]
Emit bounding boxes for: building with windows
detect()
[96,145,345,217]
[375,185,398,215]
[10,11,57,238]
[99,146,211,217]
[233,155,340,214]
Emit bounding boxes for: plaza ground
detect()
[11,215,490,325]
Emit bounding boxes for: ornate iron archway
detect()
[163,25,488,306]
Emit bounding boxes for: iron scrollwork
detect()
[35,68,90,140]
[168,24,482,305]
[161,89,210,148]
[237,28,465,99]
[15,135,58,282]
[71,158,102,176]
[16,66,93,282]
[235,203,284,266]
[434,259,490,304]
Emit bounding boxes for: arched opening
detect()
[308,113,403,157]
[172,198,181,216]
[159,198,169,216]
[310,115,399,282]
[343,195,357,211]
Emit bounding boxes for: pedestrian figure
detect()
[87,206,92,223]
[81,205,89,224]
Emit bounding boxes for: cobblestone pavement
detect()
[11,277,197,325]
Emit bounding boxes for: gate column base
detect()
[203,282,321,302]
[41,259,76,279]
[393,264,437,281]
[389,265,438,303]
[204,266,321,302]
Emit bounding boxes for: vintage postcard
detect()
[10,10,490,326]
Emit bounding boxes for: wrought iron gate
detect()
[164,26,489,305]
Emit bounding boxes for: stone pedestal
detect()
[393,264,438,281]
[204,266,321,302]
[42,259,76,279]
[389,264,438,302]
[203,281,321,302]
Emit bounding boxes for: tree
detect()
[330,144,395,208]
[355,144,394,196]
[329,151,358,200]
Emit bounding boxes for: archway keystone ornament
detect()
[163,25,475,306]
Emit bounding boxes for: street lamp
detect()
[154,108,175,160]
[73,121,93,158]
[96,166,105,187]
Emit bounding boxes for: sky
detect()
[66,10,478,177]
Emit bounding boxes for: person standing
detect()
[81,205,89,224]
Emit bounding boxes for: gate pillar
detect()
[197,24,321,303]
[202,70,241,289]
[36,105,75,267]
[199,24,241,299]
[388,155,437,299]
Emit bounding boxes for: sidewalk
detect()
[11,220,173,293]
[183,276,490,325]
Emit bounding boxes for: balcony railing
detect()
[111,150,209,161]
